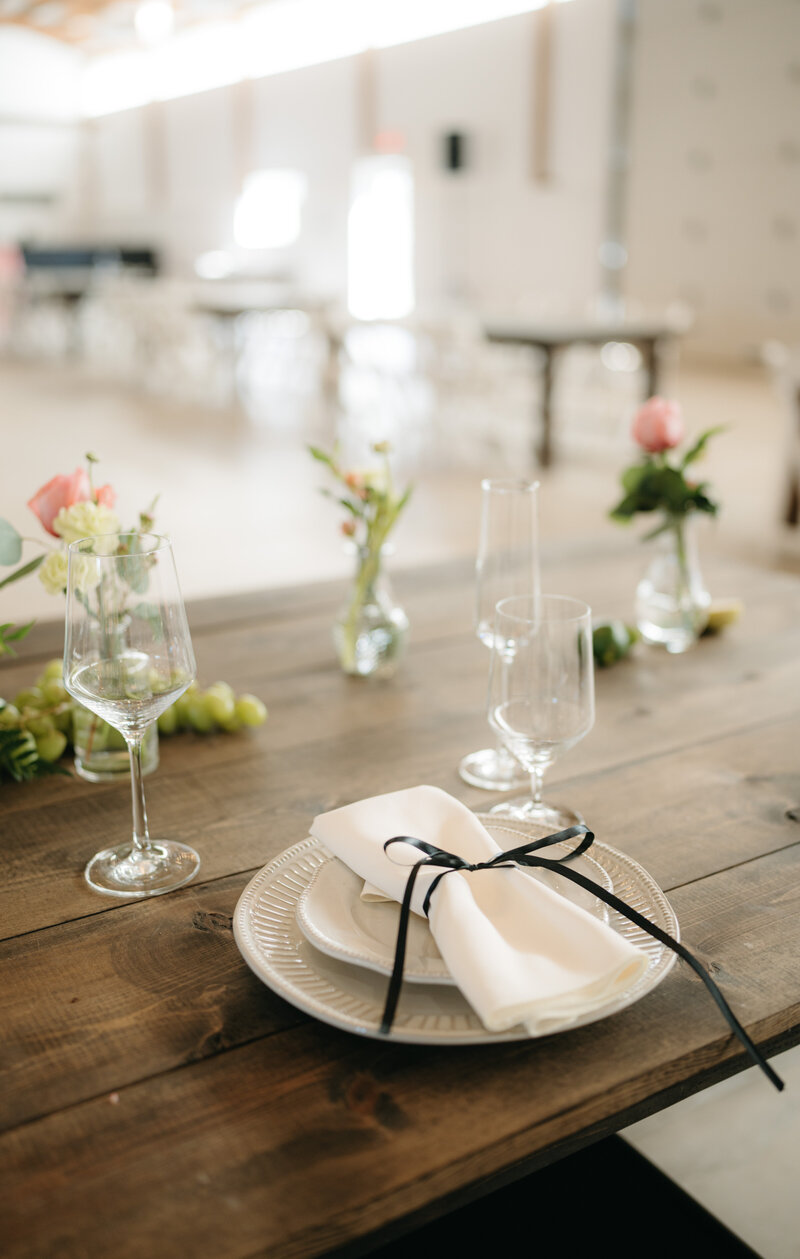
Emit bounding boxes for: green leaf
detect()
[0,620,35,658]
[0,728,40,782]
[0,553,45,591]
[339,497,363,517]
[621,463,649,494]
[681,426,724,469]
[0,518,23,566]
[308,445,335,467]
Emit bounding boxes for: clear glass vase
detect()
[635,515,710,654]
[334,545,409,678]
[72,702,159,782]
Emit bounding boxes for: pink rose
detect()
[95,483,117,509]
[632,397,685,453]
[28,468,92,537]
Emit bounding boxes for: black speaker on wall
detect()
[443,131,468,172]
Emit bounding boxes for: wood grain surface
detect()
[1,548,799,1258]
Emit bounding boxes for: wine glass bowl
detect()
[64,532,201,898]
[458,478,540,791]
[488,594,594,828]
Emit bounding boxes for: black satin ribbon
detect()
[379,825,783,1091]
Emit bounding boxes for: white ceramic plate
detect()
[295,823,614,984]
[233,816,679,1045]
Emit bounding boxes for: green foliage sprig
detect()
[610,427,723,540]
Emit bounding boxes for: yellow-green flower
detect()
[38,551,68,595]
[52,501,120,549]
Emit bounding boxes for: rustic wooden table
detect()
[2,543,799,1258]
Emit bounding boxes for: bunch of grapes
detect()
[0,660,267,784]
[157,681,267,735]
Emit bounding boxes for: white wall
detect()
[0,29,83,244]
[625,0,800,357]
[73,1,616,310]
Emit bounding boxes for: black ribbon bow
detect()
[379,825,783,1092]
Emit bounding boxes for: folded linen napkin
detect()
[310,785,648,1036]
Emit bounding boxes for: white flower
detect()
[53,501,120,551]
[38,550,101,596]
[72,553,101,594]
[38,551,68,595]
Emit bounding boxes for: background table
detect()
[2,542,799,1257]
[485,316,683,466]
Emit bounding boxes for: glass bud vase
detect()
[334,545,409,678]
[72,704,159,783]
[635,515,710,654]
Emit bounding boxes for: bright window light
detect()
[348,154,414,321]
[195,250,234,279]
[233,169,308,250]
[135,0,174,46]
[82,0,577,116]
[242,0,367,79]
[153,23,243,99]
[82,50,154,116]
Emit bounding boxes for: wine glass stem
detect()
[127,734,152,853]
[530,767,544,806]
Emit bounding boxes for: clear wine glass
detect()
[64,532,201,898]
[487,593,594,827]
[458,478,540,791]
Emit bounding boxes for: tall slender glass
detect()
[64,532,201,898]
[488,594,594,826]
[459,478,540,790]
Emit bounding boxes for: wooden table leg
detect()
[538,345,554,467]
[785,383,800,526]
[641,336,659,400]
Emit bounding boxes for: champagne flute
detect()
[64,532,201,898]
[458,478,540,790]
[488,594,594,826]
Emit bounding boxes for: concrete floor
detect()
[2,350,799,1257]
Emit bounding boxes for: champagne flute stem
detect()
[530,767,544,807]
[127,734,152,853]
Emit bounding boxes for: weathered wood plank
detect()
[1,844,798,1259]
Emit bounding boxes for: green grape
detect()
[14,687,44,711]
[217,710,243,733]
[54,706,73,735]
[0,703,21,727]
[206,685,236,725]
[186,694,215,734]
[35,730,68,762]
[157,705,178,736]
[42,659,65,682]
[41,679,69,706]
[235,694,267,727]
[209,681,235,699]
[27,715,55,738]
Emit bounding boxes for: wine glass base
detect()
[488,798,586,831]
[84,840,201,899]
[458,748,529,792]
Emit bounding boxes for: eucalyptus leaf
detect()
[0,519,22,566]
[0,554,45,591]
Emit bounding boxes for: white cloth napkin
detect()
[310,785,648,1036]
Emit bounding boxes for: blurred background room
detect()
[1,1,800,1251]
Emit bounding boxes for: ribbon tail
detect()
[520,856,784,1092]
[380,860,424,1035]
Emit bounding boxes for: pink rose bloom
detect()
[28,468,92,536]
[95,483,117,509]
[632,397,685,453]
